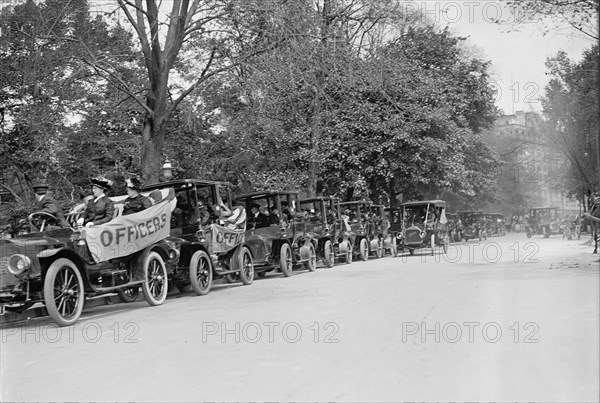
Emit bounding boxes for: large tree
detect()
[542,45,599,195]
[0,0,140,207]
[77,0,293,183]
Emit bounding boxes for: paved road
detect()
[1,233,598,402]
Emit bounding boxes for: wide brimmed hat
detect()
[125,177,143,191]
[91,177,113,191]
[32,183,49,195]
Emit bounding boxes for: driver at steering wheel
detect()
[30,183,69,229]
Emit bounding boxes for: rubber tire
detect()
[376,239,383,258]
[359,238,369,261]
[238,246,255,285]
[344,241,353,264]
[44,258,85,327]
[141,251,168,306]
[189,250,212,296]
[323,240,334,268]
[117,287,139,303]
[279,243,293,277]
[305,243,317,272]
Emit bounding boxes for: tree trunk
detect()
[306,94,322,198]
[140,70,169,185]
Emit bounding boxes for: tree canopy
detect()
[1,0,500,223]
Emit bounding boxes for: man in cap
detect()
[247,202,270,229]
[29,183,69,230]
[82,177,115,227]
[123,177,152,216]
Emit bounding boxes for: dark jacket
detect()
[84,195,115,225]
[123,194,152,216]
[248,212,270,229]
[35,195,69,228]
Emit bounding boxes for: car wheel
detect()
[304,243,317,272]
[44,258,85,327]
[238,246,254,285]
[117,286,139,303]
[279,243,293,277]
[323,240,334,268]
[189,250,213,296]
[141,251,168,306]
[359,238,369,261]
[375,239,383,258]
[391,237,398,257]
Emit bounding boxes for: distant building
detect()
[482,111,580,218]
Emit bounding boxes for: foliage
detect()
[504,0,599,40]
[541,45,599,196]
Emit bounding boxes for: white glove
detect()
[76,217,84,225]
[85,222,94,228]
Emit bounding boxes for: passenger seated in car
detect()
[80,177,115,227]
[247,203,270,229]
[269,205,280,224]
[122,177,152,216]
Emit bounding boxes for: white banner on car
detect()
[84,188,175,263]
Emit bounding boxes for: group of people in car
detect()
[29,176,154,231]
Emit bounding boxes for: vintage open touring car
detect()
[141,179,255,295]
[0,188,178,326]
[457,211,487,241]
[236,190,316,277]
[339,200,374,261]
[299,196,352,267]
[525,206,561,238]
[400,200,449,256]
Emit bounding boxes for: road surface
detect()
[1,233,598,401]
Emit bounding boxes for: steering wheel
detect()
[28,212,58,232]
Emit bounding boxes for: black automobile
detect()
[401,200,449,255]
[236,191,316,277]
[457,211,487,242]
[525,207,561,238]
[142,179,254,294]
[339,200,374,261]
[299,196,353,267]
[1,189,179,326]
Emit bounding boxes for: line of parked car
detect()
[1,178,508,327]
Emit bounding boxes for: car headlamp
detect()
[8,254,31,276]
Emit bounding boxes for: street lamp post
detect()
[161,159,173,181]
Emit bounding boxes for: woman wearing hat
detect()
[82,177,115,227]
[123,177,151,216]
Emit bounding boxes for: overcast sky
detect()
[415,0,597,116]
